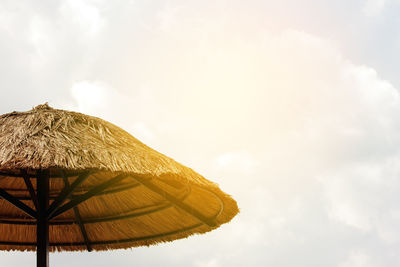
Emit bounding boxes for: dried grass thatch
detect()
[0,103,239,251]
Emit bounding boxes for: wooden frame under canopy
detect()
[0,104,239,267]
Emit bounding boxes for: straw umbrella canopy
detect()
[0,103,239,266]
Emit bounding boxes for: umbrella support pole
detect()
[37,171,49,267]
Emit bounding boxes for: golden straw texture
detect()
[0,104,239,251]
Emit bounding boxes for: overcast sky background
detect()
[1,0,400,266]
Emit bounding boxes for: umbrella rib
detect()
[65,223,204,246]
[0,182,225,228]
[0,183,189,225]
[80,183,191,224]
[46,171,91,219]
[15,182,141,201]
[48,174,128,220]
[0,172,32,178]
[23,174,39,211]
[0,204,171,226]
[72,207,92,250]
[0,188,37,219]
[0,171,85,178]
[62,176,92,252]
[0,223,203,247]
[131,176,217,227]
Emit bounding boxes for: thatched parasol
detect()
[0,103,239,267]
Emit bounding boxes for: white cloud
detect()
[339,251,375,267]
[362,0,400,16]
[3,1,400,267]
[214,152,258,174]
[58,27,400,266]
[70,80,110,113]
[156,5,181,32]
[363,0,386,16]
[194,258,220,267]
[60,0,105,36]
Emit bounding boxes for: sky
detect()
[1,0,400,266]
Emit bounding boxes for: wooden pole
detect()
[37,170,49,267]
